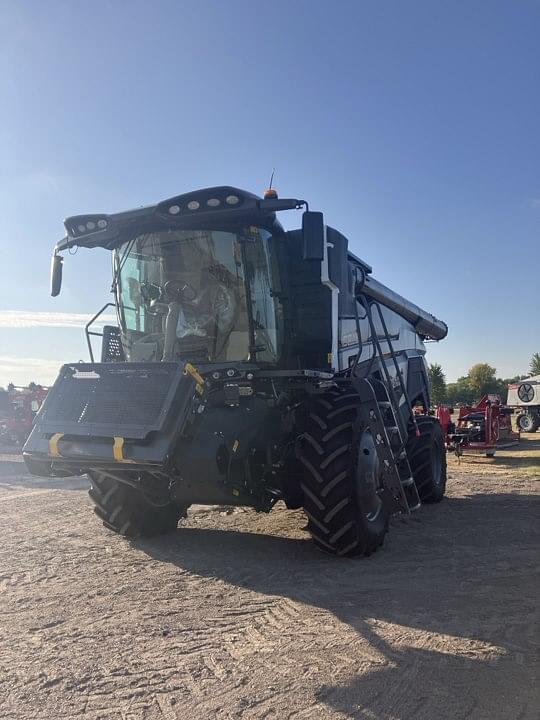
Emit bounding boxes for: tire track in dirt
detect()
[0,457,538,719]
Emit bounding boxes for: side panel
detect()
[407,355,431,408]
[324,224,431,415]
[284,230,332,370]
[324,225,428,373]
[338,311,427,371]
[507,381,540,407]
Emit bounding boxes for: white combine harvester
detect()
[507,376,540,432]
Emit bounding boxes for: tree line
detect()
[0,382,45,393]
[428,353,540,405]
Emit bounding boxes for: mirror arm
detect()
[55,236,75,253]
[257,198,307,212]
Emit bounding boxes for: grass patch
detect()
[448,435,540,475]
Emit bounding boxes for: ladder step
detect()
[354,377,416,516]
[402,478,422,512]
[386,426,404,451]
[385,426,401,440]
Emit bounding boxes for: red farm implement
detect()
[0,386,49,445]
[437,394,519,457]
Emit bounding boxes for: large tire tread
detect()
[299,387,389,558]
[516,414,539,433]
[88,471,182,538]
[407,416,447,503]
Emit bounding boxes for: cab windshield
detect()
[116,227,281,364]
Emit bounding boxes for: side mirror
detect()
[302,211,324,261]
[50,254,63,297]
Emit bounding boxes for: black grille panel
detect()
[101,326,125,362]
[38,363,190,439]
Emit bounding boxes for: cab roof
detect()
[58,186,295,252]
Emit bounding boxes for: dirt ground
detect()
[0,439,538,720]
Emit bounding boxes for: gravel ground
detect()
[0,442,538,719]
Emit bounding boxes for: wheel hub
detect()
[356,431,383,522]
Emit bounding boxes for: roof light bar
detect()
[156,189,247,220]
[65,214,110,238]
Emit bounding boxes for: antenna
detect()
[263,168,278,199]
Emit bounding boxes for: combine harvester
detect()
[437,395,519,458]
[507,376,540,433]
[24,185,448,557]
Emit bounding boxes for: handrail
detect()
[357,296,419,440]
[84,303,117,362]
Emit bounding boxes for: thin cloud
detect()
[0,311,117,328]
[0,356,65,387]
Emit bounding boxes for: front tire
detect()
[407,416,447,503]
[299,387,389,558]
[88,471,184,538]
[516,413,538,433]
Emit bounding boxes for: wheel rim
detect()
[356,431,383,522]
[519,415,533,431]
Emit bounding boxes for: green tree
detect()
[446,376,475,405]
[468,363,498,398]
[530,353,540,376]
[428,363,447,404]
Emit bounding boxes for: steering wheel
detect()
[163,280,198,303]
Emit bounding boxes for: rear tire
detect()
[516,413,538,433]
[407,416,447,503]
[299,387,389,558]
[88,471,184,538]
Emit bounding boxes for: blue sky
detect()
[0,0,539,386]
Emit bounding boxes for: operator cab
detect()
[50,186,324,371]
[115,225,282,365]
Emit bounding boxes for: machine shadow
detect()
[136,491,539,718]
[0,459,88,492]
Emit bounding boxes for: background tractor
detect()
[24,186,448,557]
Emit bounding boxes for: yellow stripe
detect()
[112,437,136,464]
[184,362,205,387]
[49,433,64,457]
